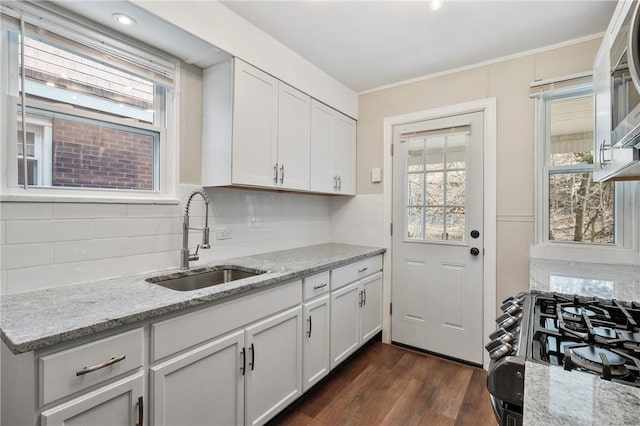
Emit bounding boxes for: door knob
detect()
[470,247,480,256]
[471,230,480,239]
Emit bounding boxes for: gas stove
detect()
[529,292,640,386]
[486,291,640,426]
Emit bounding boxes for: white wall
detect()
[330,194,385,248]
[132,0,358,118]
[0,185,331,294]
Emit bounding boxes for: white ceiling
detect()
[52,1,617,94]
[220,0,617,93]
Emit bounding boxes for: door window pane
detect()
[404,131,468,243]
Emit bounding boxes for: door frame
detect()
[382,98,497,369]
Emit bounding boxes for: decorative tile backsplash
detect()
[0,185,385,294]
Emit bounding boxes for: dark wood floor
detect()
[270,341,496,426]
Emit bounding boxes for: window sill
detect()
[530,242,640,267]
[0,190,180,205]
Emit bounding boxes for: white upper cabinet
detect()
[232,60,279,187]
[310,100,356,195]
[277,83,311,191]
[202,58,354,194]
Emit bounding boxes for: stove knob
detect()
[489,328,507,340]
[501,303,522,315]
[489,342,512,360]
[498,315,518,330]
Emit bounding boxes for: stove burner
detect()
[570,346,629,377]
[594,326,617,339]
[562,306,597,318]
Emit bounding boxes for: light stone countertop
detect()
[525,259,640,425]
[0,243,385,354]
[524,361,640,426]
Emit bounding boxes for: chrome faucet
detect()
[181,188,211,270]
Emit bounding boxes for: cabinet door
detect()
[278,82,311,191]
[245,306,302,426]
[330,281,361,369]
[310,100,337,193]
[360,272,383,343]
[593,34,614,180]
[232,59,278,187]
[41,372,143,426]
[334,112,356,195]
[150,330,244,426]
[302,295,330,392]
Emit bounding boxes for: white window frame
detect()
[533,84,640,264]
[0,4,179,204]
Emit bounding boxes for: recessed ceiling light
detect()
[112,13,136,26]
[429,0,443,11]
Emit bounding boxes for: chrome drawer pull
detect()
[313,283,328,290]
[358,267,368,273]
[76,355,126,376]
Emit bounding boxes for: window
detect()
[1,3,179,201]
[535,84,621,248]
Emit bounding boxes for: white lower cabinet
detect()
[302,294,330,391]
[40,372,144,426]
[150,330,245,426]
[245,306,303,426]
[330,271,383,370]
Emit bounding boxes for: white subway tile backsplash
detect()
[126,204,181,218]
[5,220,93,244]
[53,203,126,219]
[0,243,54,269]
[1,202,53,220]
[154,217,182,235]
[93,254,156,279]
[93,218,162,239]
[6,261,94,293]
[1,269,7,295]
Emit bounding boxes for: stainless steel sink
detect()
[146,267,265,291]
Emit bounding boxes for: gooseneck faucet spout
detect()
[181,188,211,270]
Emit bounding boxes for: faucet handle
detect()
[189,244,200,262]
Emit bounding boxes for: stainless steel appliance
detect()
[486,292,640,426]
[611,1,640,149]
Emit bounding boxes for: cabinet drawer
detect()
[331,255,382,290]
[303,271,330,301]
[151,280,301,362]
[39,328,143,406]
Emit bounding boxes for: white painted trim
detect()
[382,98,497,370]
[360,33,603,95]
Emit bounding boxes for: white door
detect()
[302,294,330,392]
[391,111,484,365]
[245,306,302,426]
[277,82,310,191]
[150,330,245,426]
[41,372,144,426]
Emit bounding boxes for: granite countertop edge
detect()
[1,243,385,354]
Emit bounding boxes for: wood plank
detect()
[270,342,495,426]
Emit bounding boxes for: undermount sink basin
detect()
[146,266,265,291]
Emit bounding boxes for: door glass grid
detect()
[405,132,467,242]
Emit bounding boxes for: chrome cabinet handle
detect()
[280,164,284,184]
[250,343,255,371]
[76,354,126,376]
[333,175,338,190]
[313,283,328,290]
[358,267,368,273]
[363,288,367,306]
[359,290,363,307]
[274,163,278,183]
[240,347,246,375]
[599,140,610,169]
[307,315,312,338]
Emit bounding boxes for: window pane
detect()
[425,207,445,240]
[445,207,465,242]
[425,136,445,170]
[408,173,424,206]
[446,170,465,207]
[549,171,614,243]
[20,36,158,124]
[407,139,424,172]
[446,133,466,169]
[51,116,157,190]
[17,158,38,186]
[407,207,423,240]
[425,172,444,206]
[17,130,35,157]
[549,96,593,167]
